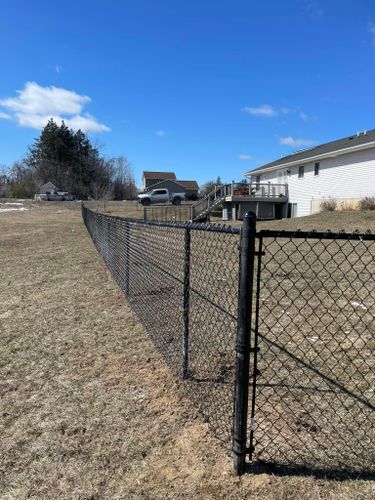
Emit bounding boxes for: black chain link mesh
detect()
[82,206,241,449]
[252,231,375,474]
[83,206,375,474]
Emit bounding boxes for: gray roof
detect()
[39,181,59,193]
[247,129,375,175]
[175,180,199,190]
[143,171,176,180]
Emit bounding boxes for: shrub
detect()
[8,181,37,199]
[320,198,337,212]
[340,201,358,211]
[358,196,375,211]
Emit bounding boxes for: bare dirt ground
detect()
[1,200,375,499]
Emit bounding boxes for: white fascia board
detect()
[244,141,375,177]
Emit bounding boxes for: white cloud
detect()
[55,64,62,74]
[0,111,11,120]
[242,104,278,117]
[279,136,315,147]
[156,130,166,137]
[0,81,109,133]
[242,105,292,117]
[299,111,308,120]
[368,23,375,46]
[238,154,252,161]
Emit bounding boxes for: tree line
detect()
[0,119,137,200]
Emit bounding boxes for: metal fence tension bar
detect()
[233,211,256,476]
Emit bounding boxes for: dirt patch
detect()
[1,202,375,498]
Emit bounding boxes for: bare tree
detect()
[0,164,9,197]
[111,156,137,200]
[200,180,216,197]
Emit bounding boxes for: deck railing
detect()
[191,182,288,220]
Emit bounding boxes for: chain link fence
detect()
[82,206,375,477]
[250,230,375,476]
[143,204,192,222]
[82,205,241,450]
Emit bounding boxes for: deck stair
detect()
[191,183,233,221]
[190,182,289,221]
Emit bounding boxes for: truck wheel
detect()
[142,198,151,206]
[173,197,181,206]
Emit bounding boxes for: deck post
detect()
[233,211,256,476]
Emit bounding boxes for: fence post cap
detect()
[242,211,256,221]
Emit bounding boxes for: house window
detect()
[298,166,304,178]
[314,162,320,176]
[256,175,261,190]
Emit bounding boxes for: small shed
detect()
[39,181,59,194]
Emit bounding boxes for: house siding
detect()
[256,147,375,217]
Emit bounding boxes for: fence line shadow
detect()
[245,460,375,481]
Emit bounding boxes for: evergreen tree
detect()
[26,119,105,199]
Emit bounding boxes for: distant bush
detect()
[340,201,358,211]
[358,196,375,211]
[8,181,36,199]
[320,198,337,212]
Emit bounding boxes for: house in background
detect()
[142,171,176,191]
[191,129,375,222]
[39,181,59,194]
[34,181,74,201]
[141,171,199,200]
[245,129,375,218]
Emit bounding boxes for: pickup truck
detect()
[137,188,186,206]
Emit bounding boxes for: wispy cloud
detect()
[156,130,166,137]
[279,136,316,147]
[0,81,109,133]
[299,110,318,121]
[243,104,314,121]
[238,154,252,161]
[242,104,279,117]
[368,23,375,46]
[304,2,323,17]
[0,111,11,120]
[55,64,62,74]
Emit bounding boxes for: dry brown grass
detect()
[1,200,375,499]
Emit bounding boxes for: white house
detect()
[245,130,375,217]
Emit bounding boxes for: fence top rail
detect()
[82,205,241,235]
[258,228,375,240]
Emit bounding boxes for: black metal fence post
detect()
[233,211,256,476]
[182,225,191,379]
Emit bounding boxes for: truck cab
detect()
[137,188,186,206]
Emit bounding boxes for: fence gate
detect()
[248,229,375,476]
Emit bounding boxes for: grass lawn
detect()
[1,200,375,499]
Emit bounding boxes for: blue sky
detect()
[1,0,375,187]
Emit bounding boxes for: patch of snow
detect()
[0,207,29,213]
[350,301,368,311]
[308,336,319,342]
[2,202,24,206]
